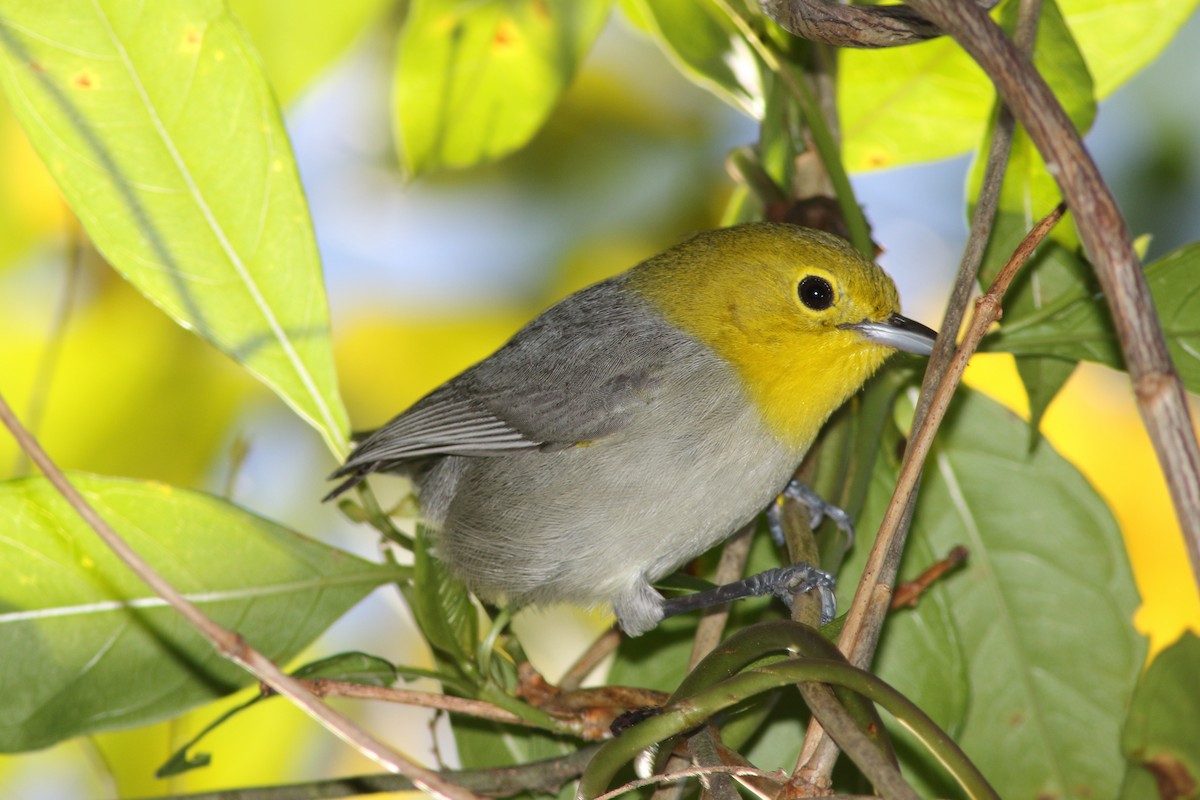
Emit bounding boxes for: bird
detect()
[327,222,937,635]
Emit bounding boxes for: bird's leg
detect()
[766,479,855,547]
[659,562,837,625]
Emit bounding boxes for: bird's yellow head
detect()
[629,222,936,453]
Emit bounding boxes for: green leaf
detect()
[292,650,398,684]
[619,0,762,117]
[844,389,1144,798]
[0,474,399,752]
[1063,0,1200,99]
[0,1,349,455]
[986,242,1200,394]
[394,0,613,175]
[841,35,989,172]
[840,0,1186,172]
[1120,632,1200,800]
[406,523,479,670]
[229,0,392,104]
[452,718,574,800]
[1016,355,1076,442]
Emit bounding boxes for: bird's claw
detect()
[768,563,837,625]
[767,480,855,547]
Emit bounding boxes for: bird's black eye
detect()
[798,275,834,310]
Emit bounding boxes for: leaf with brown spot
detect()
[1120,632,1200,800]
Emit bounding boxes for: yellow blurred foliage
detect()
[965,353,1200,659]
[0,93,63,266]
[0,262,253,486]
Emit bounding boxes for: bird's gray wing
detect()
[326,278,699,498]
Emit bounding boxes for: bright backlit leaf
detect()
[394,0,613,175]
[621,0,762,117]
[0,1,349,455]
[0,474,399,752]
[230,0,392,104]
[840,0,1195,172]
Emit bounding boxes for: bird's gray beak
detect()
[843,313,938,356]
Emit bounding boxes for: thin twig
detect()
[0,389,480,800]
[593,765,789,800]
[862,204,1065,636]
[690,522,756,668]
[559,627,622,692]
[796,204,1062,784]
[794,682,919,800]
[890,546,970,609]
[293,679,532,727]
[137,744,605,800]
[796,207,1063,794]
[713,0,873,255]
[14,213,83,476]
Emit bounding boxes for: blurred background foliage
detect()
[0,1,1197,797]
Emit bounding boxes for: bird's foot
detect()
[767,479,855,547]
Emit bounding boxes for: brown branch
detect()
[0,389,481,800]
[902,0,1200,605]
[293,679,531,727]
[793,682,919,799]
[592,764,788,800]
[137,744,605,800]
[559,627,622,692]
[760,0,994,49]
[890,546,970,609]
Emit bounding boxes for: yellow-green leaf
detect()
[840,0,1197,172]
[620,0,762,117]
[230,0,392,104]
[394,0,613,175]
[0,1,349,455]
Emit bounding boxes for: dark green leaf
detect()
[1016,356,1076,444]
[292,651,398,685]
[407,524,479,669]
[0,474,399,752]
[0,0,349,454]
[1120,632,1200,800]
[843,389,1144,798]
[987,242,1200,394]
[394,0,613,175]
